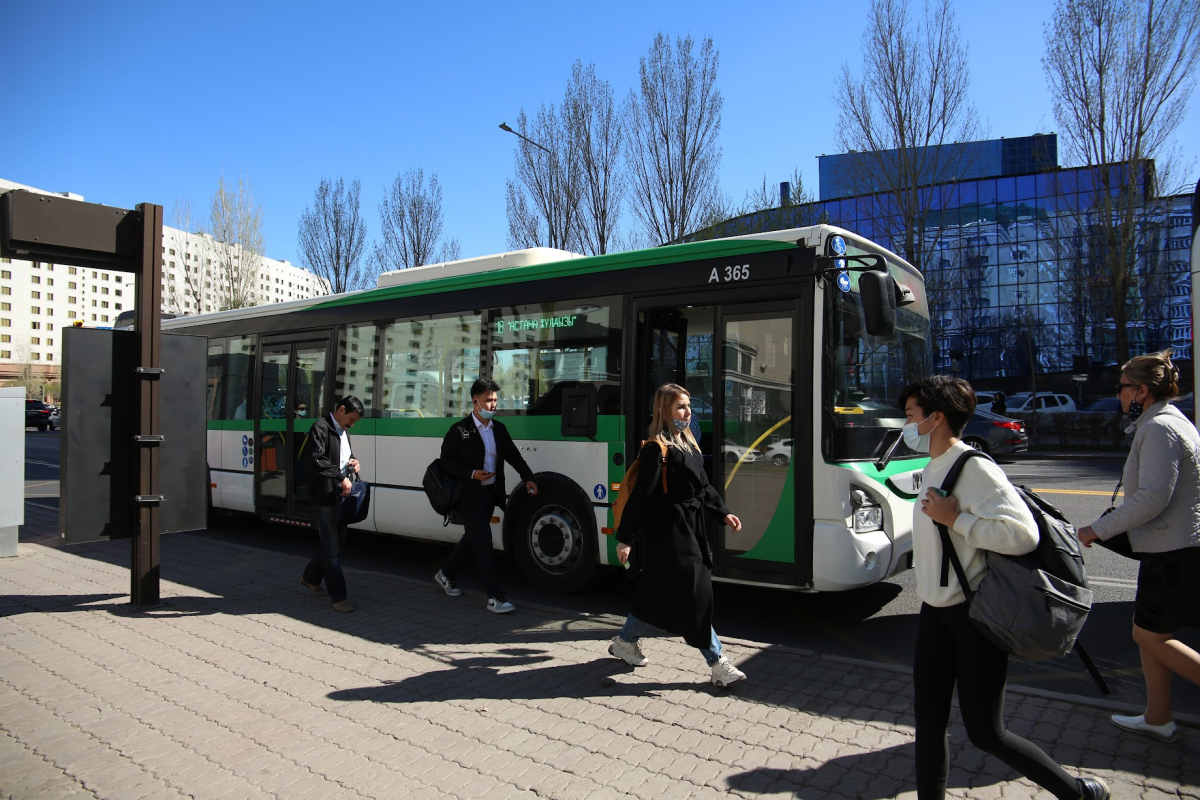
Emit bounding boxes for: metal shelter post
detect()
[133,203,164,607]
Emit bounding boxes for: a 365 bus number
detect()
[708,264,750,284]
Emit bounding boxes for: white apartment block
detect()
[0,178,330,382]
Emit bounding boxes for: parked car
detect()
[974,391,996,413]
[722,438,762,463]
[1081,396,1121,415]
[763,439,793,466]
[960,409,1029,456]
[48,407,61,429]
[25,399,53,431]
[1006,392,1078,415]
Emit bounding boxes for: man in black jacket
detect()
[301,395,364,612]
[434,379,537,613]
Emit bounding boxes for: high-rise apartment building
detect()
[0,178,330,383]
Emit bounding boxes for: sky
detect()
[3,0,1198,271]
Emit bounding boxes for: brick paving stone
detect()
[3,521,1199,799]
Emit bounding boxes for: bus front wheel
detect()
[512,488,597,594]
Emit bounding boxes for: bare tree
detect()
[298,178,369,294]
[835,0,984,271]
[503,105,583,251]
[209,174,265,311]
[374,168,458,271]
[566,61,624,255]
[1043,0,1200,364]
[166,198,210,314]
[740,168,816,213]
[625,33,723,245]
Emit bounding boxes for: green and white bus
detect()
[166,225,930,593]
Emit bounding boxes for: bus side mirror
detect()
[859,270,897,337]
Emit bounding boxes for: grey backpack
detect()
[936,450,1093,661]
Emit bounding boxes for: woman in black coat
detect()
[612,383,748,687]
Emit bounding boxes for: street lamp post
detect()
[499,122,559,248]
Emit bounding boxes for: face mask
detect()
[297,409,307,417]
[672,418,689,432]
[476,405,495,421]
[1127,399,1144,422]
[901,416,937,454]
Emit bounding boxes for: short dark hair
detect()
[336,395,365,416]
[471,378,501,398]
[897,376,976,436]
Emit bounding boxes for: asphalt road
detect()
[25,431,1199,713]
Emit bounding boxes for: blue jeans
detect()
[619,614,723,666]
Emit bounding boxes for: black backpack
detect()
[937,449,1093,661]
[422,458,461,526]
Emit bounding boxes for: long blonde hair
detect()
[648,383,700,453]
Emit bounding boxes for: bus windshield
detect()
[825,252,930,463]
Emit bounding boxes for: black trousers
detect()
[442,487,502,597]
[914,602,1080,800]
[302,501,348,603]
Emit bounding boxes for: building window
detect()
[91,314,97,321]
[31,275,40,284]
[115,303,122,310]
[32,352,41,361]
[69,296,76,304]
[115,275,122,283]
[47,278,54,286]
[31,321,40,330]
[0,287,8,296]
[68,311,76,320]
[0,335,7,343]
[69,267,77,275]
[31,291,40,299]
[46,353,53,361]
[1,270,9,278]
[30,337,40,345]
[102,273,109,280]
[31,306,40,314]
[0,319,9,327]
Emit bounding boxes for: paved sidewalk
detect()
[2,509,1196,799]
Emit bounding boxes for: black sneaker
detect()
[1078,776,1110,800]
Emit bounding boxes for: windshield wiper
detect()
[873,428,903,471]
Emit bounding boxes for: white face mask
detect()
[296,409,307,417]
[475,404,495,421]
[901,416,938,453]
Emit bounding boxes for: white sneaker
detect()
[434,570,462,597]
[1111,713,1178,741]
[710,656,747,687]
[487,595,515,614]
[608,636,648,667]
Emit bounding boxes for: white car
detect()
[1006,392,1078,414]
[722,438,762,463]
[763,439,793,466]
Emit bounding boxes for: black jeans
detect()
[914,602,1080,800]
[302,501,348,603]
[442,487,501,598]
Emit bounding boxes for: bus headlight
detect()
[850,488,884,533]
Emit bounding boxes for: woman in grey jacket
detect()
[1078,350,1200,742]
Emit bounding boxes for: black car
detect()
[961,409,1029,456]
[25,399,53,431]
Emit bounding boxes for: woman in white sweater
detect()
[901,376,1109,800]
[1077,350,1200,743]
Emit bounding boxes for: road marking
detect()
[1029,488,1121,497]
[25,460,60,469]
[1086,575,1138,588]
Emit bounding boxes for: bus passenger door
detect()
[256,335,332,523]
[634,298,804,587]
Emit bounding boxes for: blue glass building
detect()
[699,135,1193,380]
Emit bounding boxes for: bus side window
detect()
[337,323,379,417]
[489,298,622,416]
[206,339,226,421]
[222,336,256,420]
[379,313,482,418]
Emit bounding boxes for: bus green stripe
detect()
[310,239,795,309]
[208,415,622,441]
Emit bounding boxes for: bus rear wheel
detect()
[512,489,596,594]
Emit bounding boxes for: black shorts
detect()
[1134,547,1200,634]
